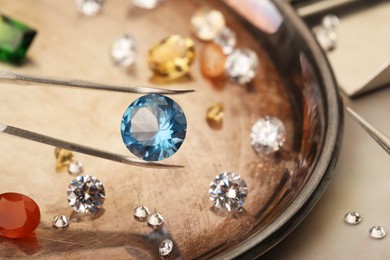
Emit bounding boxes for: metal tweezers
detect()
[0,70,195,169]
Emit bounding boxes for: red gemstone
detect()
[0,192,41,238]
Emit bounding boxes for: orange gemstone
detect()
[0,193,41,238]
[201,43,226,78]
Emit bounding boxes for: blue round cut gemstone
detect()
[121,94,187,161]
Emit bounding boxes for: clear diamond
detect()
[134,205,150,222]
[316,29,338,52]
[251,116,286,154]
[191,8,225,41]
[67,161,84,175]
[322,14,340,30]
[344,211,362,225]
[147,213,164,230]
[225,48,259,84]
[110,34,137,67]
[209,172,248,212]
[75,0,104,16]
[121,94,187,161]
[52,215,69,229]
[214,27,236,55]
[369,226,386,239]
[132,0,164,9]
[67,175,105,214]
[159,239,173,257]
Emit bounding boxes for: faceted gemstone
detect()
[159,239,173,257]
[148,35,195,79]
[225,48,259,84]
[369,226,386,239]
[55,147,74,169]
[322,14,340,30]
[201,43,226,78]
[214,27,236,55]
[134,205,150,222]
[67,161,84,175]
[132,0,164,9]
[121,94,187,161]
[316,29,338,52]
[67,175,105,214]
[0,14,37,65]
[0,193,41,238]
[110,34,137,67]
[75,0,104,16]
[191,8,225,41]
[147,213,164,230]
[209,172,248,212]
[206,103,224,129]
[251,116,286,154]
[344,211,362,225]
[52,215,69,229]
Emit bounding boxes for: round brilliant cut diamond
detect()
[147,213,164,230]
[134,205,150,222]
[344,211,362,225]
[75,0,104,16]
[369,226,386,239]
[225,48,259,84]
[132,0,164,9]
[251,116,286,154]
[52,215,69,229]
[110,34,137,67]
[191,8,225,41]
[159,239,173,257]
[214,27,236,55]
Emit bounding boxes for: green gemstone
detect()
[0,14,37,65]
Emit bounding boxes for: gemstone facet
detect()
[132,0,164,9]
[0,14,37,65]
[55,147,74,169]
[251,116,286,154]
[121,94,187,161]
[369,226,386,239]
[206,103,224,129]
[201,43,226,78]
[67,175,105,214]
[76,0,104,16]
[209,172,248,212]
[67,161,84,175]
[147,213,164,230]
[191,8,225,41]
[344,211,362,225]
[159,239,173,257]
[134,205,150,222]
[52,215,69,229]
[225,48,259,84]
[214,27,236,55]
[148,35,195,79]
[110,34,137,67]
[0,193,41,238]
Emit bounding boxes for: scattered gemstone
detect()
[316,29,338,52]
[344,211,362,225]
[147,213,164,230]
[322,14,340,30]
[251,116,286,154]
[76,0,104,16]
[0,14,37,65]
[148,35,195,79]
[67,161,84,175]
[55,147,74,169]
[134,205,150,222]
[0,193,41,238]
[67,175,105,214]
[110,34,137,67]
[52,215,69,229]
[225,48,259,84]
[369,226,386,239]
[191,8,225,41]
[214,27,236,55]
[121,94,187,161]
[206,103,224,129]
[201,43,226,78]
[209,172,248,212]
[132,0,164,9]
[159,239,173,257]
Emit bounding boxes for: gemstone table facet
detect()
[121,94,187,161]
[0,193,41,238]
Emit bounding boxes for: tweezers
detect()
[0,70,194,169]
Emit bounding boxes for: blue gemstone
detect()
[121,94,187,161]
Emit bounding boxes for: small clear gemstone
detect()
[121,94,187,161]
[134,205,150,222]
[132,0,164,9]
[214,27,236,55]
[316,29,338,52]
[67,175,105,214]
[369,226,386,239]
[52,215,69,229]
[209,172,248,212]
[191,8,225,41]
[110,34,137,67]
[344,211,362,225]
[75,0,104,16]
[251,116,286,154]
[159,239,173,257]
[225,48,259,84]
[147,213,164,230]
[322,14,340,29]
[67,161,84,175]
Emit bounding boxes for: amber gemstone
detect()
[0,193,41,238]
[55,147,74,169]
[206,103,224,129]
[201,43,226,78]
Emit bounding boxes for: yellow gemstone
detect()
[148,35,195,79]
[206,103,224,129]
[54,147,74,169]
